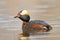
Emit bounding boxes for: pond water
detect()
[0,0,60,40]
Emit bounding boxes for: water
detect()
[0,0,60,40]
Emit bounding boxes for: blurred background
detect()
[0,0,60,40]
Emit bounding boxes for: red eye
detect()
[18,14,22,17]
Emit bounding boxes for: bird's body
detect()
[14,10,52,37]
[22,20,51,33]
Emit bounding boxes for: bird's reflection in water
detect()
[18,33,29,40]
[19,36,29,40]
[18,32,50,40]
[30,32,50,36]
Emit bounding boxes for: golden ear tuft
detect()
[21,10,30,16]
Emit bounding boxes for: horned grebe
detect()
[14,10,52,37]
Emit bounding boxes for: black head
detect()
[14,10,30,22]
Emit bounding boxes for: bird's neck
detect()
[22,21,29,26]
[22,21,26,26]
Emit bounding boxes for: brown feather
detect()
[22,22,48,33]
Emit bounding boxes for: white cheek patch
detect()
[20,10,29,15]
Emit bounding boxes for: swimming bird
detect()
[14,10,52,37]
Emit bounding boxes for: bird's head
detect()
[14,10,30,22]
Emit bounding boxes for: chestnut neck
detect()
[22,21,28,26]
